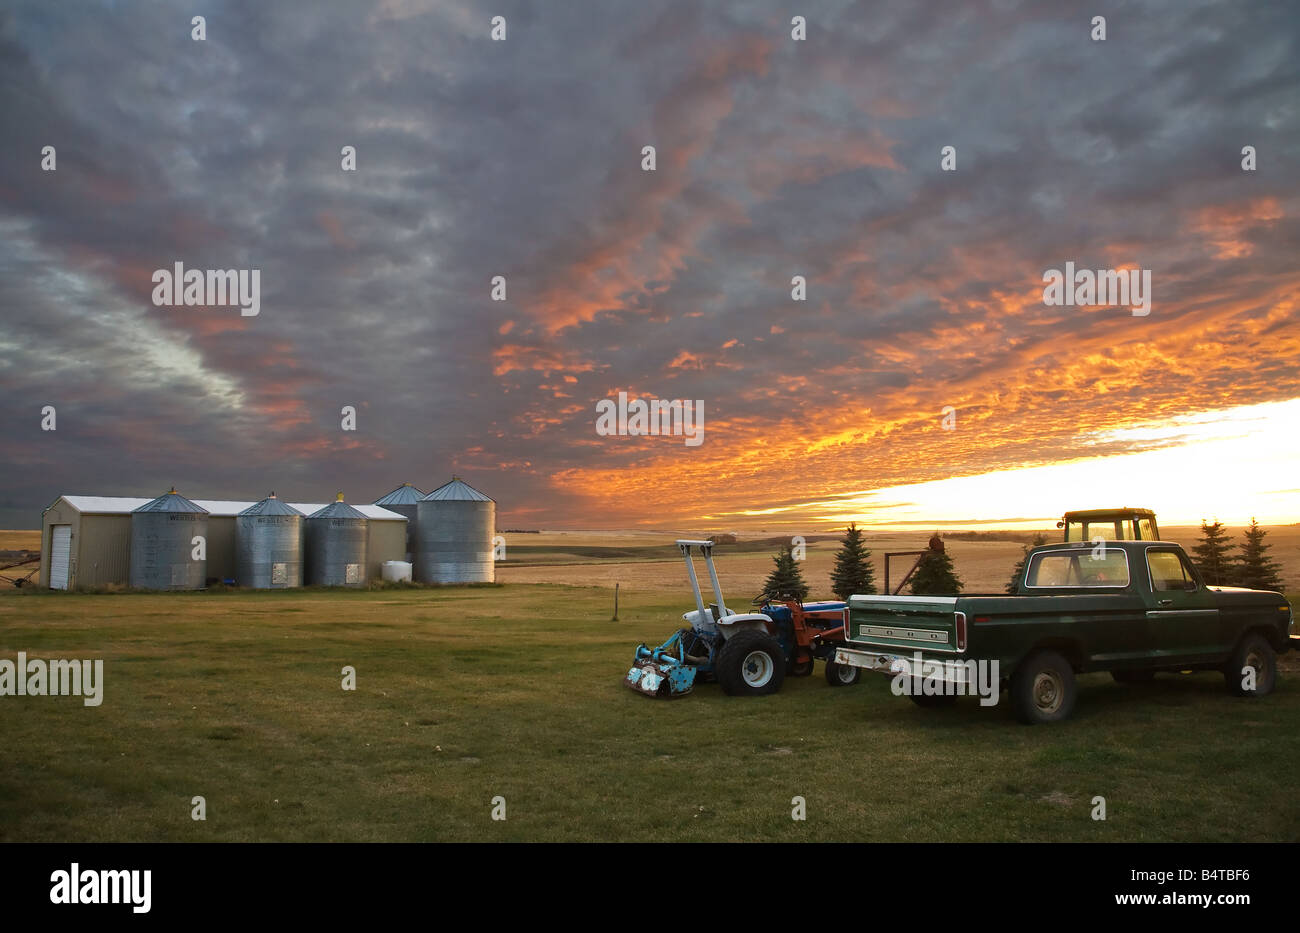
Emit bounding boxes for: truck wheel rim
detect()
[837,665,855,684]
[742,651,774,688]
[1033,671,1063,714]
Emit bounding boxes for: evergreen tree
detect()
[1191,520,1237,586]
[1005,533,1048,594]
[761,543,810,601]
[910,542,963,596]
[1235,518,1284,591]
[830,523,877,600]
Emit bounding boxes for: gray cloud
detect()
[1,0,1297,529]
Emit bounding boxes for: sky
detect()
[1,0,1297,533]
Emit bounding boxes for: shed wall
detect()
[366,521,408,581]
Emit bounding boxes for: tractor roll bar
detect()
[675,539,729,619]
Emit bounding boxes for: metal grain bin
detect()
[305,494,368,586]
[235,494,303,588]
[416,477,495,583]
[373,482,424,559]
[129,488,209,589]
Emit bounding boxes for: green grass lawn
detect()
[1,585,1296,842]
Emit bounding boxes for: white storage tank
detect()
[381,560,413,582]
[416,476,495,583]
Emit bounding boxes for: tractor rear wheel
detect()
[717,629,787,696]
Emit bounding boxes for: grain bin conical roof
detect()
[422,477,493,502]
[132,487,209,514]
[373,483,426,506]
[239,493,303,517]
[307,493,367,520]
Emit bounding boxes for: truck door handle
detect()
[1157,599,1172,607]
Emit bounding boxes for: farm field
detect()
[493,525,1300,596]
[1,584,1297,842]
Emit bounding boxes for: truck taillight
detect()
[955,611,967,652]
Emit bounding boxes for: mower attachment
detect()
[625,630,701,698]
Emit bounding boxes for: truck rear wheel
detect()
[1223,633,1276,697]
[1011,650,1077,724]
[824,660,860,687]
[717,629,787,697]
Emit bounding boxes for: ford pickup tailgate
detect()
[844,595,964,653]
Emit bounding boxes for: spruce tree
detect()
[1235,518,1284,591]
[1191,520,1237,586]
[1005,533,1048,594]
[910,543,963,595]
[761,543,810,601]
[830,523,877,600]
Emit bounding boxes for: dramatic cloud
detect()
[1,0,1296,530]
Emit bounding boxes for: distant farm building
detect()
[40,493,408,590]
[41,478,497,590]
[372,482,424,560]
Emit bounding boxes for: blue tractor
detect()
[625,539,859,698]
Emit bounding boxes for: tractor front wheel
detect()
[824,660,860,687]
[717,630,787,696]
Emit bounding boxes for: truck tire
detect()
[717,629,787,697]
[1223,633,1276,697]
[1111,669,1156,684]
[824,660,860,687]
[1011,650,1077,724]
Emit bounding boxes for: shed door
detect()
[49,525,72,589]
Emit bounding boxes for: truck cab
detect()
[1058,508,1159,543]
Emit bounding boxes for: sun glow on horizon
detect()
[725,398,1300,531]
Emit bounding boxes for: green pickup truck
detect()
[832,539,1294,724]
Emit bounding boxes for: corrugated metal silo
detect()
[130,488,209,589]
[416,477,496,583]
[305,494,368,586]
[236,494,304,588]
[373,482,424,559]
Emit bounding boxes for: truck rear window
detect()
[1026,550,1130,588]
